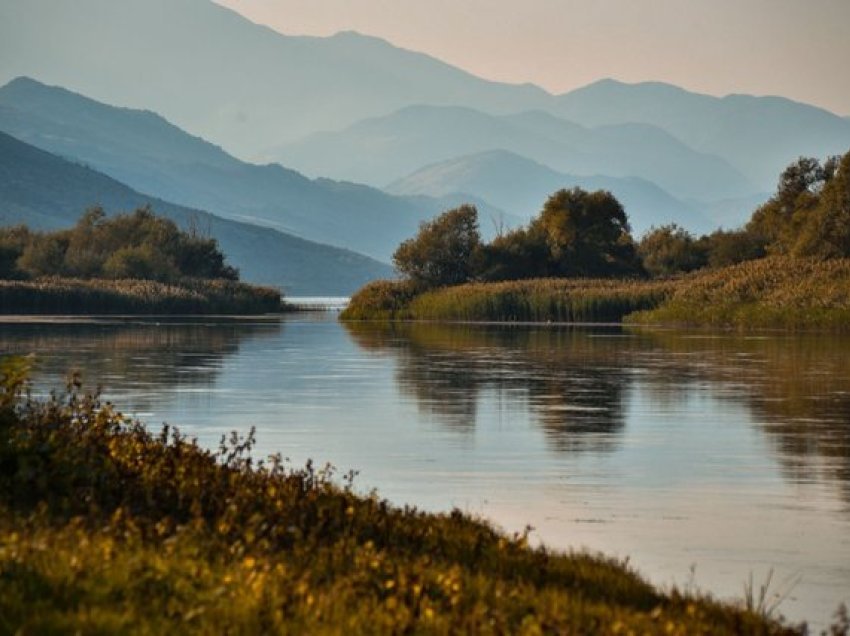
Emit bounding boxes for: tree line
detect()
[0,207,238,282]
[394,149,850,288]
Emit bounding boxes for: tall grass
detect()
[627,257,850,330]
[343,257,850,330]
[0,358,804,634]
[0,276,282,315]
[343,277,674,323]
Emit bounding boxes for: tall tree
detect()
[529,188,640,277]
[392,205,481,288]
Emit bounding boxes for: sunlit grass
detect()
[627,256,850,330]
[343,257,850,330]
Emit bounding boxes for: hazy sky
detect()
[215,0,850,115]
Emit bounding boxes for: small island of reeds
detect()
[0,357,815,634]
[343,151,850,331]
[0,207,282,315]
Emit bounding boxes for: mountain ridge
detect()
[0,129,392,295]
[0,77,517,262]
[386,149,717,234]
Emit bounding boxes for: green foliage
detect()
[5,206,239,283]
[339,279,420,320]
[392,205,481,288]
[480,189,642,282]
[478,225,551,281]
[638,224,707,277]
[0,226,30,279]
[792,151,850,258]
[393,189,642,290]
[747,151,850,258]
[0,365,801,634]
[532,188,641,278]
[700,228,767,269]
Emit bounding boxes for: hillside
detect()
[272,104,754,202]
[1,0,844,201]
[554,79,850,189]
[0,77,513,262]
[0,131,391,295]
[386,149,716,234]
[0,0,549,157]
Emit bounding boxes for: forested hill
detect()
[0,131,391,295]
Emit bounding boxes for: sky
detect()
[215,0,850,116]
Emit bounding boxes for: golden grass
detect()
[0,276,282,315]
[343,257,850,331]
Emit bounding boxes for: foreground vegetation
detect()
[0,359,814,634]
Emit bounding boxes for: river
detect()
[1,313,848,627]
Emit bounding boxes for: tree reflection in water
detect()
[346,321,850,504]
[0,317,283,414]
[345,322,631,454]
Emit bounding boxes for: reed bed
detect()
[343,257,850,330]
[0,358,805,634]
[0,276,282,315]
[628,257,850,330]
[343,278,675,323]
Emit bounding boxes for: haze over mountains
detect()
[386,150,714,233]
[0,77,514,263]
[274,105,753,201]
[1,0,849,291]
[0,131,391,294]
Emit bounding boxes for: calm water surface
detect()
[2,314,848,626]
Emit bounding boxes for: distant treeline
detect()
[389,150,850,290]
[344,149,850,327]
[0,206,238,282]
[0,208,283,314]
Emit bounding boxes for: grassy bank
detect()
[341,278,673,323]
[0,276,283,315]
[342,257,850,330]
[626,257,850,330]
[0,359,806,634]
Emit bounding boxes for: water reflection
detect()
[1,316,848,623]
[0,317,283,413]
[629,330,850,507]
[346,321,850,505]
[346,323,634,453]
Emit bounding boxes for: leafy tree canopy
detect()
[392,204,481,288]
[0,206,238,282]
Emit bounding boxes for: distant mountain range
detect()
[553,79,850,189]
[2,0,847,198]
[272,105,754,203]
[0,0,549,158]
[0,130,391,295]
[386,150,716,234]
[1,0,847,274]
[0,77,514,262]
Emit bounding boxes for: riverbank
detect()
[0,358,804,634]
[341,257,850,330]
[0,277,283,315]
